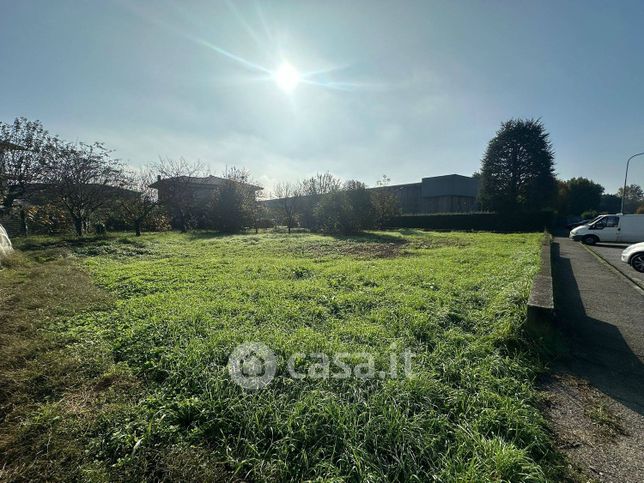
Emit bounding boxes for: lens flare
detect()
[273,62,300,92]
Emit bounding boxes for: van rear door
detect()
[618,215,644,243]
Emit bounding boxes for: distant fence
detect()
[384,211,554,232]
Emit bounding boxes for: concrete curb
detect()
[527,234,554,325]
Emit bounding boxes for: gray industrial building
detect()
[370,174,480,214]
[264,174,480,214]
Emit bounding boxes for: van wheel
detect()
[631,254,644,273]
[582,235,599,245]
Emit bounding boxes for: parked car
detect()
[566,218,594,230]
[621,243,644,273]
[569,214,644,245]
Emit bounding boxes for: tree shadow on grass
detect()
[327,231,409,245]
[186,231,232,241]
[15,234,114,252]
[551,240,644,416]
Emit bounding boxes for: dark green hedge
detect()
[384,211,554,232]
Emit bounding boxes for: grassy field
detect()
[0,230,561,482]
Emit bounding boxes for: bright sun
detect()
[273,62,300,92]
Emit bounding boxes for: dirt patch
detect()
[541,372,644,482]
[293,240,407,259]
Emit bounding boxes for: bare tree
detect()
[299,172,343,196]
[273,182,299,234]
[45,142,124,236]
[0,118,57,234]
[119,167,159,236]
[152,158,205,232]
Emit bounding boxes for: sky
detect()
[1,0,644,194]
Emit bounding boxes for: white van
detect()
[569,214,644,245]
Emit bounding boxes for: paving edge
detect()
[527,233,555,326]
[582,244,644,295]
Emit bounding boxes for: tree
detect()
[250,188,268,234]
[273,182,299,233]
[153,158,205,232]
[479,119,557,213]
[0,118,58,234]
[600,193,621,213]
[210,167,257,233]
[617,184,644,214]
[44,142,124,236]
[297,172,342,230]
[119,167,159,236]
[559,177,604,216]
[316,181,374,234]
[371,174,400,228]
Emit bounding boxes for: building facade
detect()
[264,174,480,215]
[370,174,480,214]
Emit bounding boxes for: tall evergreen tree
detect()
[560,177,605,215]
[479,119,556,212]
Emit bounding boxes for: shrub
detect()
[384,211,554,232]
[315,182,375,234]
[25,204,71,235]
[580,210,598,220]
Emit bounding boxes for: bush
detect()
[384,211,554,232]
[637,205,644,215]
[143,212,172,232]
[25,204,71,235]
[580,210,598,220]
[315,182,375,234]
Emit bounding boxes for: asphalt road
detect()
[587,242,644,289]
[552,237,644,414]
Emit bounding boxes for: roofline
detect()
[150,176,262,191]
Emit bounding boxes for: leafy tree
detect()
[316,181,374,234]
[297,172,342,230]
[44,142,124,236]
[580,210,598,220]
[600,193,621,213]
[370,174,400,228]
[250,193,268,234]
[344,180,374,229]
[479,119,557,212]
[559,177,604,215]
[210,167,257,233]
[119,167,159,236]
[617,184,644,213]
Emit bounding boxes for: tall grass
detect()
[0,230,563,481]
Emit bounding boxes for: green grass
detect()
[0,230,562,482]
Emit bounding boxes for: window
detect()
[604,216,619,228]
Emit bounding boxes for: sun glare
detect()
[274,62,300,92]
